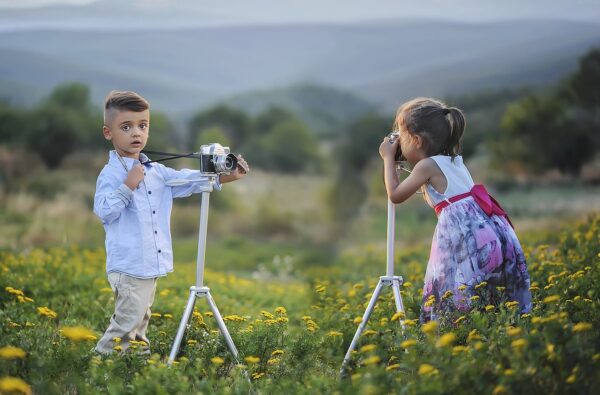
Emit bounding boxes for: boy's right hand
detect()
[124,164,145,191]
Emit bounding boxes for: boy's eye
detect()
[139,123,148,130]
[121,125,131,132]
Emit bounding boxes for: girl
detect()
[379,97,532,322]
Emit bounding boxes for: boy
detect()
[93,90,248,355]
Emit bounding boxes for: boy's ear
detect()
[102,126,112,141]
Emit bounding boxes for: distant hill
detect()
[0,19,598,118]
[221,84,375,136]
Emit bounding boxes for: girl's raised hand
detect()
[379,136,399,160]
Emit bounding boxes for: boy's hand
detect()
[379,137,399,160]
[219,155,249,184]
[124,164,145,191]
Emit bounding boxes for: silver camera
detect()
[388,131,403,161]
[199,143,238,175]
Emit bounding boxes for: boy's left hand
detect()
[220,155,249,183]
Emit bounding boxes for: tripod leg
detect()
[340,279,385,374]
[206,291,239,359]
[391,280,407,331]
[168,289,197,365]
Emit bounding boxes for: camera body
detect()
[199,143,238,175]
[388,131,403,162]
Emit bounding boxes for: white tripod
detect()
[340,184,407,374]
[167,176,240,365]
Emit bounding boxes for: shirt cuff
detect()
[116,183,134,204]
[214,175,222,191]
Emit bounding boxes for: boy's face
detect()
[103,109,149,159]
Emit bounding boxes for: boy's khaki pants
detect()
[95,272,157,355]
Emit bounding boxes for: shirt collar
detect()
[108,150,152,169]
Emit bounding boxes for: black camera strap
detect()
[140,150,198,165]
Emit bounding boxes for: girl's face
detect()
[399,129,425,165]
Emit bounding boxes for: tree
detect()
[23,82,99,168]
[188,105,251,148]
[494,48,600,177]
[499,94,595,175]
[251,119,320,173]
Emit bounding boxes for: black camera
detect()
[388,131,403,161]
[199,143,238,175]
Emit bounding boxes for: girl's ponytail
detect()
[444,107,466,159]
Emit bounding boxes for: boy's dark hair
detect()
[104,90,149,114]
[394,97,466,159]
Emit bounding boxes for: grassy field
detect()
[1,211,599,394]
[2,153,600,393]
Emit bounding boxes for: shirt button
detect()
[154,230,157,234]
[153,210,156,214]
[148,191,152,194]
[158,249,161,253]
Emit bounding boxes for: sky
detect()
[1,0,600,24]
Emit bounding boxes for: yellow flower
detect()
[391,311,405,321]
[442,290,454,300]
[163,314,173,319]
[566,374,576,384]
[244,356,260,364]
[457,284,467,291]
[271,349,284,356]
[60,326,97,342]
[492,385,507,395]
[403,282,412,288]
[251,372,265,380]
[267,358,280,365]
[400,339,417,349]
[362,356,381,365]
[507,327,522,337]
[511,339,528,350]
[504,369,515,376]
[543,295,560,304]
[37,306,57,319]
[573,322,592,333]
[485,305,495,312]
[386,364,400,371]
[211,357,224,365]
[274,306,287,314]
[5,287,24,296]
[112,337,122,344]
[113,345,123,352]
[467,329,482,342]
[260,311,275,319]
[435,333,456,348]
[470,295,480,302]
[327,331,343,337]
[353,316,363,324]
[418,364,438,375]
[504,301,519,309]
[454,316,466,325]
[422,320,438,335]
[403,319,417,327]
[186,340,197,345]
[452,345,468,355]
[0,376,31,395]
[151,313,162,318]
[361,330,377,337]
[475,281,487,289]
[0,346,26,360]
[360,344,377,353]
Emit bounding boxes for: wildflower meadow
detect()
[1,215,599,394]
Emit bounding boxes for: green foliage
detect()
[249,119,320,174]
[494,48,600,177]
[328,112,390,222]
[189,105,252,147]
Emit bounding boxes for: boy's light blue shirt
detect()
[93,151,221,279]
